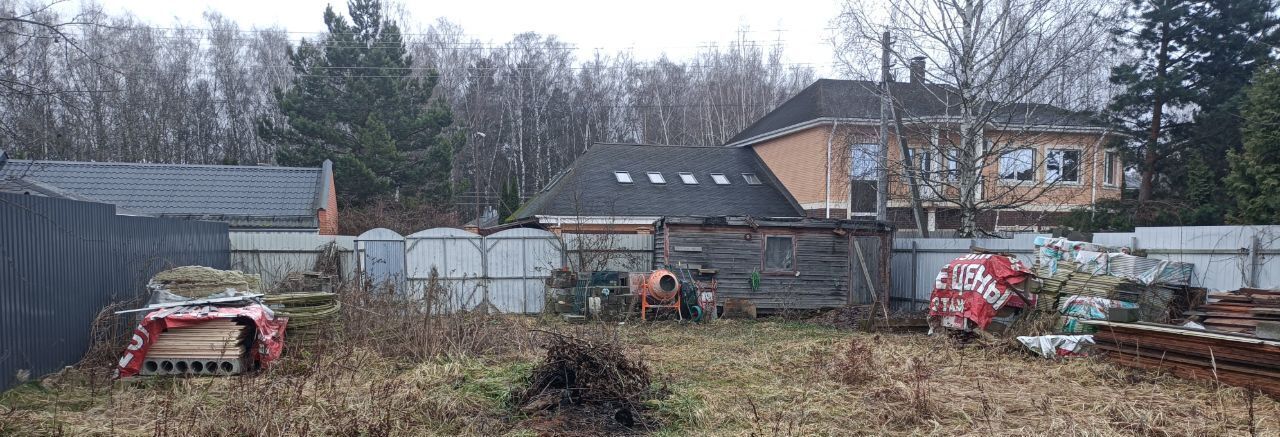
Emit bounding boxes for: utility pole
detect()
[876,31,890,222]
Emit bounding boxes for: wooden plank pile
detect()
[1184,287,1280,337]
[141,318,251,376]
[1086,320,1280,396]
[1033,260,1180,327]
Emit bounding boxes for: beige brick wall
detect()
[751,124,1123,216]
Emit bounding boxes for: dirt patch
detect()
[514,331,665,436]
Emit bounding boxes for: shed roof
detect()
[726,79,1106,146]
[0,159,332,228]
[514,143,803,220]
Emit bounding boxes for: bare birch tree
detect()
[833,0,1119,236]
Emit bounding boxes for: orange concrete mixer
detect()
[640,269,681,321]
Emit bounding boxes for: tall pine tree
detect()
[260,0,457,207]
[1227,66,1280,224]
[1108,0,1198,204]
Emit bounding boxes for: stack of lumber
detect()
[262,292,340,345]
[1186,288,1280,337]
[149,266,261,298]
[142,319,250,376]
[1033,260,1178,323]
[1086,320,1280,396]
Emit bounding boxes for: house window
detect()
[614,171,633,183]
[1046,149,1080,183]
[646,172,666,184]
[907,149,934,176]
[762,235,795,272]
[1104,152,1116,185]
[850,143,879,181]
[742,173,762,185]
[710,173,730,185]
[999,149,1035,181]
[679,172,698,184]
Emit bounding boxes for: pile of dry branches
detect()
[514,331,663,435]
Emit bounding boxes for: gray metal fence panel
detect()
[890,234,1046,311]
[356,228,406,293]
[229,232,357,288]
[404,228,485,311]
[484,228,562,314]
[0,193,228,392]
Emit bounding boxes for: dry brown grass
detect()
[2,316,1279,436]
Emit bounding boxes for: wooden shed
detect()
[654,216,893,311]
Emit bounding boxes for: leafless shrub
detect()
[830,336,876,386]
[338,199,461,236]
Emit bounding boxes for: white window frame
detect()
[998,149,1036,182]
[1045,148,1082,184]
[1103,151,1117,186]
[646,172,666,184]
[678,172,698,185]
[614,171,633,184]
[741,173,762,185]
[710,173,730,185]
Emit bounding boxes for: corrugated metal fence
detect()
[890,234,1045,310]
[891,226,1280,311]
[229,232,357,289]
[0,193,229,392]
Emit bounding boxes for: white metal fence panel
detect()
[405,228,485,310]
[484,228,563,314]
[1095,226,1279,291]
[891,227,1280,310]
[356,228,406,292]
[229,232,357,288]
[563,233,653,272]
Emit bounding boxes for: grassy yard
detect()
[2,319,1277,436]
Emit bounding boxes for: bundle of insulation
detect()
[147,266,262,305]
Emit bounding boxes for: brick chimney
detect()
[909,57,927,84]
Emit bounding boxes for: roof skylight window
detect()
[679,172,698,184]
[742,173,762,185]
[646,172,666,184]
[614,171,633,183]
[710,173,730,185]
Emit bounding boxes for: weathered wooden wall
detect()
[656,222,890,310]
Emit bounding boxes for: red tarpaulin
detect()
[928,254,1033,330]
[116,304,287,378]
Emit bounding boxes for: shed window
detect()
[741,173,762,185]
[614,171,633,183]
[999,149,1035,181]
[1046,149,1080,183]
[763,235,795,272]
[710,173,730,185]
[679,172,698,184]
[646,172,666,184]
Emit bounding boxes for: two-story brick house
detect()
[725,75,1121,234]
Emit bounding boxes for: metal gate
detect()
[366,227,564,313]
[484,228,563,313]
[405,227,485,310]
[356,228,406,292]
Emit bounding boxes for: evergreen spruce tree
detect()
[259,0,457,207]
[1226,66,1280,224]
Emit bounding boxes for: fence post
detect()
[910,240,919,310]
[1248,235,1260,288]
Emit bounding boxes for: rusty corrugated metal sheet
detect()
[0,193,228,392]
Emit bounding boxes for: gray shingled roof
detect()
[514,143,803,220]
[0,159,331,228]
[726,79,1106,146]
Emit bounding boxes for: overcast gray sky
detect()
[74,0,846,76]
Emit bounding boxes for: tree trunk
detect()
[1140,21,1172,203]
